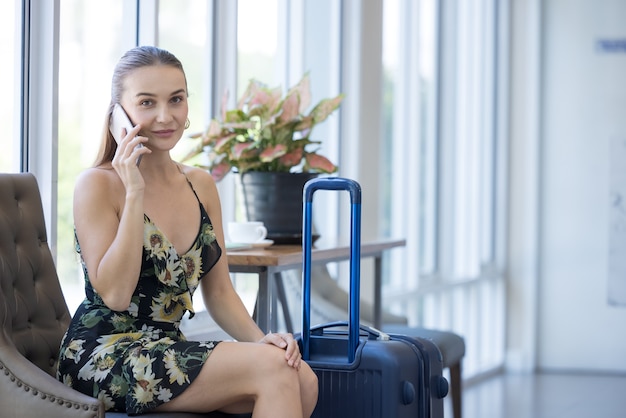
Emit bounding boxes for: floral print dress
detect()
[57,185,222,415]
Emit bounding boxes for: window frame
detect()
[22,0,60,253]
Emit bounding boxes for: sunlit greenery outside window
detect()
[58,0,128,314]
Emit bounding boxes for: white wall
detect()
[538,0,626,371]
[511,0,626,372]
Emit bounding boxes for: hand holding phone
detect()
[109,103,143,166]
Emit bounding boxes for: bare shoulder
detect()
[74,166,124,210]
[179,164,218,194]
[76,165,114,186]
[75,166,121,193]
[178,164,222,215]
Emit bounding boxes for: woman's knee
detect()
[254,345,320,411]
[255,345,301,385]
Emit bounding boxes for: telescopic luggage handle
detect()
[301,177,362,362]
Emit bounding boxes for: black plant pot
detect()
[239,171,320,244]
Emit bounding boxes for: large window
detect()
[18,0,508,380]
[381,0,507,378]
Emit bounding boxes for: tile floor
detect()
[448,371,626,418]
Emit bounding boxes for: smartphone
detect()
[110,103,143,166]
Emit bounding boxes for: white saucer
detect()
[250,239,274,248]
[225,242,253,251]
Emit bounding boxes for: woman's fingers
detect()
[259,333,302,370]
[260,332,287,348]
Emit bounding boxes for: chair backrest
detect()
[0,173,71,377]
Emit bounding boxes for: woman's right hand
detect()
[111,124,149,191]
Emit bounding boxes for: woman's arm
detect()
[73,167,145,311]
[189,169,265,342]
[201,261,265,342]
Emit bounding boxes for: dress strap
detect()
[175,163,203,207]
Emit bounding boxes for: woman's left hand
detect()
[259,332,302,370]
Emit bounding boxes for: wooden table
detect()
[227,238,406,332]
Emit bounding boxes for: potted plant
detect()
[182,73,344,243]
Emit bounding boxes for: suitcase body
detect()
[299,178,448,418]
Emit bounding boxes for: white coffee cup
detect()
[228,221,268,243]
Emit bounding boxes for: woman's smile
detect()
[151,129,177,138]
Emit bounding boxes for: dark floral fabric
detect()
[57,192,222,415]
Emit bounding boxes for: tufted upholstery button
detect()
[49,358,56,367]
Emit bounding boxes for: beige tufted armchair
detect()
[0,173,248,418]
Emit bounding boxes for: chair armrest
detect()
[0,344,103,418]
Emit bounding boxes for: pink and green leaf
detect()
[309,94,344,123]
[304,152,338,173]
[278,92,300,123]
[259,144,287,162]
[213,133,238,153]
[287,73,311,113]
[278,148,304,168]
[210,160,233,182]
[231,141,257,159]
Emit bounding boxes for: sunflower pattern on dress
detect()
[57,191,222,415]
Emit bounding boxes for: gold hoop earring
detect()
[184,119,190,129]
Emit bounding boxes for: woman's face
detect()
[119,65,188,152]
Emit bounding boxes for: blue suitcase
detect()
[299,177,448,418]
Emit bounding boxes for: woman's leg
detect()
[155,341,318,417]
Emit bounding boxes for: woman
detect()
[57,46,318,417]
